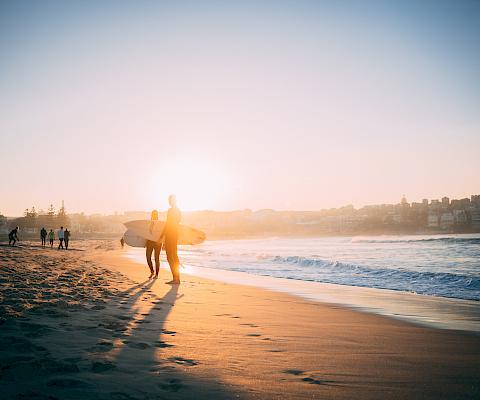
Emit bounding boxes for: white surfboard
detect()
[123,220,206,245]
[123,229,147,248]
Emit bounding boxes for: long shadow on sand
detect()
[92,278,241,399]
[0,246,243,400]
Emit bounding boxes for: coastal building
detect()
[453,209,467,225]
[440,212,454,229]
[427,213,439,228]
[451,198,471,209]
[471,210,480,227]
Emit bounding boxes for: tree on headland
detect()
[23,206,38,230]
[57,200,70,228]
[47,204,55,216]
[0,212,6,231]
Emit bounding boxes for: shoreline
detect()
[123,248,480,333]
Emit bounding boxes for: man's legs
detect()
[154,243,161,277]
[58,238,63,249]
[65,240,69,250]
[166,241,180,283]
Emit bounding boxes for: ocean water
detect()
[165,234,480,301]
[128,234,480,301]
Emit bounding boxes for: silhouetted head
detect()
[168,194,176,207]
[60,226,63,229]
[151,209,159,221]
[15,226,19,230]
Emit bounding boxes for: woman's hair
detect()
[151,209,159,220]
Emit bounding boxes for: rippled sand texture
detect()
[1,240,479,399]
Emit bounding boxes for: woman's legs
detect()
[145,242,154,277]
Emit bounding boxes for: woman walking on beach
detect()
[48,229,54,248]
[146,210,162,279]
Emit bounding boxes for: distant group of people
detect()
[41,226,71,249]
[8,226,70,249]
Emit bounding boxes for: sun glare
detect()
[148,158,230,211]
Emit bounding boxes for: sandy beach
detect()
[1,240,479,400]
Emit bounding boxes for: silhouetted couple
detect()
[56,226,70,249]
[146,195,181,284]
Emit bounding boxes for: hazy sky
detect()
[1,0,479,215]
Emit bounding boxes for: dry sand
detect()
[1,240,479,399]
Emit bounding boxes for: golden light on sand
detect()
[148,158,230,211]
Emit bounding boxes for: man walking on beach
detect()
[8,227,19,246]
[57,226,65,249]
[48,229,55,248]
[64,228,70,250]
[160,195,181,284]
[40,227,47,248]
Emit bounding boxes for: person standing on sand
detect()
[8,227,19,246]
[40,227,47,248]
[57,226,64,249]
[64,229,70,250]
[48,229,54,248]
[159,195,181,284]
[146,210,162,279]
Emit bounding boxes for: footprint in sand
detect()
[283,369,305,376]
[154,340,175,348]
[89,339,114,353]
[91,361,116,373]
[283,370,334,385]
[161,329,176,335]
[158,378,184,392]
[168,357,198,366]
[127,342,150,349]
[246,333,262,337]
[302,377,333,385]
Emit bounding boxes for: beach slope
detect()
[1,241,479,399]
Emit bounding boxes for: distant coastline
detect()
[2,194,480,240]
